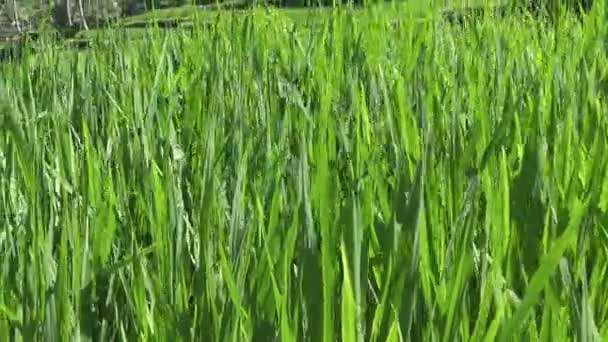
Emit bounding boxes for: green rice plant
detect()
[1,0,608,341]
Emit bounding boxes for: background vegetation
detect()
[0,0,499,35]
[1,0,608,341]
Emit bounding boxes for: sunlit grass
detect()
[1,1,608,341]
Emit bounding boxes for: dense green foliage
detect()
[1,2,608,341]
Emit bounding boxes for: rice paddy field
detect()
[1,1,608,341]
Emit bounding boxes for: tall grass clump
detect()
[1,2,608,340]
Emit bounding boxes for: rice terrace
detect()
[2,0,608,340]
